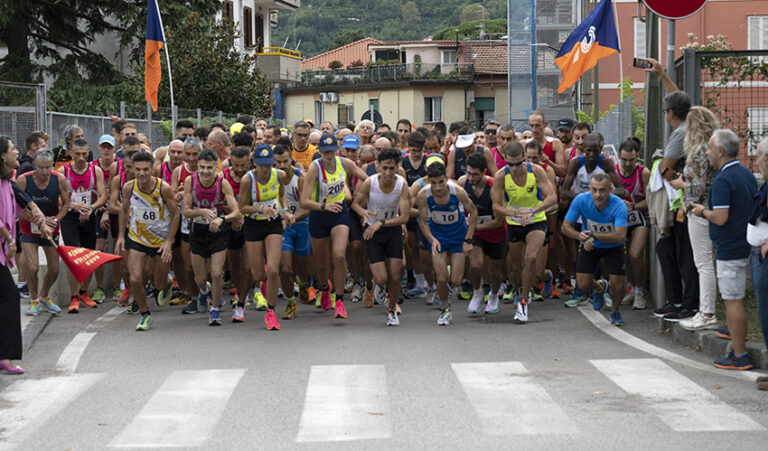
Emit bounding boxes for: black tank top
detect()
[402,155,426,186]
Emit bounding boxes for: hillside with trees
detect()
[272,0,530,58]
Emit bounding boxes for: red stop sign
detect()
[643,0,708,20]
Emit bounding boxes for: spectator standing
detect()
[748,138,768,387]
[690,129,757,370]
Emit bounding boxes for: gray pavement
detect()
[2,292,768,450]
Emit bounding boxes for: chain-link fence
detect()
[0,81,46,148]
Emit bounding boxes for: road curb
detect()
[656,318,768,369]
[22,313,54,354]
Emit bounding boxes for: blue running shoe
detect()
[209,309,222,326]
[592,279,608,311]
[512,291,521,307]
[403,286,426,299]
[542,271,553,298]
[713,351,753,370]
[610,310,624,326]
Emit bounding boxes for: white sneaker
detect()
[484,293,499,314]
[497,282,507,299]
[374,285,387,305]
[622,290,635,305]
[514,299,528,323]
[425,286,437,305]
[448,285,457,299]
[633,289,648,310]
[467,290,483,313]
[351,284,363,303]
[437,308,452,326]
[387,310,400,326]
[679,311,718,331]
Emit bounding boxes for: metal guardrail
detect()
[300,63,475,87]
[258,47,302,60]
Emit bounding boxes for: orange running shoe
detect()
[561,281,574,295]
[364,285,373,308]
[306,286,317,304]
[79,292,97,308]
[551,286,561,299]
[67,297,80,314]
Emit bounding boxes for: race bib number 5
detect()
[586,219,615,234]
[73,192,91,206]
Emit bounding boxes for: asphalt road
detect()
[2,292,768,450]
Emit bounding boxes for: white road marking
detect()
[578,306,767,382]
[55,332,97,375]
[452,361,578,435]
[591,358,765,431]
[20,315,31,333]
[87,306,123,331]
[0,373,104,450]
[109,369,245,448]
[296,364,390,442]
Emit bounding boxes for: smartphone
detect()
[633,58,653,69]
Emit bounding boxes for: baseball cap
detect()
[557,118,576,131]
[230,122,245,135]
[425,153,445,169]
[252,144,274,165]
[318,133,338,152]
[342,135,361,150]
[304,118,315,128]
[455,133,475,148]
[98,134,116,147]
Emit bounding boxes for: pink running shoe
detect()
[320,289,332,311]
[264,310,281,331]
[334,298,347,319]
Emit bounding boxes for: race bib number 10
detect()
[431,211,459,225]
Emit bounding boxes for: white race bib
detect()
[29,218,53,235]
[376,208,399,221]
[73,191,91,206]
[627,210,643,227]
[477,214,493,225]
[431,210,460,225]
[252,199,279,219]
[134,207,160,224]
[586,219,615,234]
[324,180,345,200]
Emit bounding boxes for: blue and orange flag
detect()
[145,0,166,111]
[555,0,620,93]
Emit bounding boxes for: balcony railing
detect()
[300,63,475,87]
[257,47,302,60]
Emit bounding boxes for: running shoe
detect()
[209,309,222,326]
[344,274,354,292]
[716,327,732,340]
[41,297,61,314]
[622,290,635,305]
[387,309,400,326]
[254,289,268,311]
[512,291,521,307]
[458,280,473,300]
[604,291,613,309]
[231,291,239,309]
[79,292,97,308]
[497,282,507,299]
[264,310,280,330]
[610,310,625,327]
[145,281,153,298]
[18,284,29,299]
[448,285,458,299]
[307,286,317,305]
[126,300,140,315]
[403,285,426,299]
[564,293,588,308]
[679,311,718,331]
[112,287,123,301]
[467,290,483,313]
[364,285,374,308]
[437,307,452,326]
[136,312,152,331]
[550,286,561,299]
[592,279,608,311]
[502,286,516,303]
[633,289,648,310]
[484,293,500,314]
[299,283,310,304]
[374,285,387,305]
[663,309,696,323]
[320,288,332,311]
[334,299,347,319]
[425,286,437,305]
[713,351,754,370]
[197,288,210,313]
[282,300,297,319]
[181,299,199,314]
[653,302,680,318]
[531,289,544,302]
[26,301,40,316]
[350,283,363,303]
[157,277,173,307]
[92,288,105,304]
[232,306,245,323]
[514,298,528,323]
[67,297,80,314]
[561,281,575,295]
[542,271,553,298]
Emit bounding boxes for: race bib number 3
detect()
[431,211,459,225]
[627,210,643,227]
[134,207,160,224]
[586,219,615,234]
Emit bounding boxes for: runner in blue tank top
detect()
[417,161,477,326]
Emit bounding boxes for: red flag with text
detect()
[56,245,123,284]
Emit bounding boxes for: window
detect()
[424,97,442,122]
[634,17,661,59]
[314,101,324,124]
[369,99,379,112]
[243,7,253,48]
[747,107,768,155]
[441,50,457,65]
[748,16,768,50]
[224,1,234,23]
[338,104,351,124]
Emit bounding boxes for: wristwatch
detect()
[464,238,473,244]
[320,202,326,211]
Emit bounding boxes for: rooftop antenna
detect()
[283,36,290,48]
[295,39,302,52]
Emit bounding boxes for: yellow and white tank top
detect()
[312,156,347,204]
[247,168,280,220]
[504,163,546,226]
[129,178,170,247]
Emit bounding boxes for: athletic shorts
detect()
[308,206,350,239]
[190,223,228,258]
[627,210,650,234]
[282,221,311,256]
[365,226,403,264]
[473,236,506,260]
[60,213,97,249]
[20,233,59,247]
[173,223,182,249]
[507,220,548,244]
[406,217,420,233]
[348,210,363,242]
[226,223,245,250]
[576,245,626,276]
[244,217,283,242]
[417,226,430,251]
[94,211,119,240]
[126,235,161,258]
[429,240,464,255]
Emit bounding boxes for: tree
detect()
[460,4,487,24]
[401,2,421,24]
[329,29,365,50]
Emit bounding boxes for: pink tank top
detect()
[191,173,225,213]
[64,162,96,204]
[223,167,241,198]
[491,146,506,170]
[616,164,645,205]
[161,161,173,184]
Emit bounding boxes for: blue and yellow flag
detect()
[555,0,620,93]
[145,0,166,111]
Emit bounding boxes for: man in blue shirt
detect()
[690,129,758,370]
[562,172,628,326]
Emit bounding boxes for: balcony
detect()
[299,63,475,88]
[257,47,303,83]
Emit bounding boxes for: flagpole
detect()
[612,0,624,88]
[153,0,174,116]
